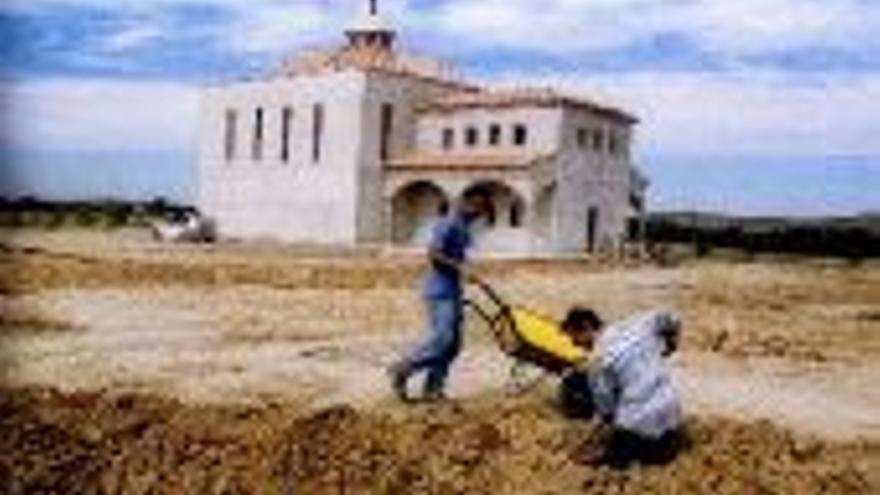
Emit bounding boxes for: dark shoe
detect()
[387,364,409,402]
[573,439,606,466]
[420,389,448,403]
[578,429,643,470]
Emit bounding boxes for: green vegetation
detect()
[646,212,880,262]
[0,197,194,230]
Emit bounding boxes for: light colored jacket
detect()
[590,311,682,438]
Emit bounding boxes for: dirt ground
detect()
[2,387,877,495]
[2,228,880,493]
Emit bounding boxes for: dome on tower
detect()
[271,0,471,87]
[347,4,393,34]
[344,0,396,50]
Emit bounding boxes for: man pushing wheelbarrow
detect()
[388,192,684,468]
[387,190,490,403]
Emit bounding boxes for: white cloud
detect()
[408,0,880,57]
[223,3,341,55]
[101,24,164,53]
[3,0,266,13]
[2,0,357,16]
[8,1,878,59]
[413,0,657,53]
[670,0,880,56]
[486,71,880,156]
[1,79,199,151]
[3,0,367,57]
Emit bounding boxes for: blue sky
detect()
[1,0,879,216]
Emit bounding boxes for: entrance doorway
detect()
[586,207,599,252]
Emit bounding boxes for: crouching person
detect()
[560,308,684,469]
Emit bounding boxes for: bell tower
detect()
[345,0,396,50]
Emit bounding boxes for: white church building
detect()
[197,2,647,255]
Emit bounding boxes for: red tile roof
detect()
[419,87,637,124]
[273,45,475,90]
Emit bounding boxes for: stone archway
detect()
[459,180,528,253]
[459,181,526,229]
[391,181,450,244]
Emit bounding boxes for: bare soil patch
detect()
[682,263,880,362]
[0,297,77,335]
[2,387,877,495]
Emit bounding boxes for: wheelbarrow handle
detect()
[430,251,507,310]
[469,275,507,310]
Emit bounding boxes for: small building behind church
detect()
[197,4,647,255]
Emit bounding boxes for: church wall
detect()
[355,73,463,243]
[198,71,368,243]
[555,106,635,252]
[415,107,563,156]
[408,107,565,255]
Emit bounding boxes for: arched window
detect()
[513,124,528,146]
[465,126,479,147]
[460,181,526,230]
[489,123,502,146]
[442,128,454,150]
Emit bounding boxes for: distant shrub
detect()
[646,216,880,260]
[0,197,194,230]
[106,204,132,228]
[71,207,100,227]
[45,212,66,230]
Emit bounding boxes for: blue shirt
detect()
[422,214,472,299]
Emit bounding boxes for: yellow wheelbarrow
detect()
[463,272,587,384]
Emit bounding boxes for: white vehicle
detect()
[150,211,216,243]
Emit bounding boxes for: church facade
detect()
[197,5,647,255]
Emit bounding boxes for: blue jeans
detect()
[396,297,463,394]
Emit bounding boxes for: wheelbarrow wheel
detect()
[505,360,548,396]
[492,308,522,355]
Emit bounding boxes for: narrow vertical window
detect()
[442,128,454,150]
[465,126,479,147]
[252,107,264,161]
[281,106,293,163]
[608,132,619,156]
[513,124,528,146]
[592,129,604,152]
[577,128,588,148]
[312,103,324,164]
[223,109,237,162]
[489,124,502,146]
[380,103,393,160]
